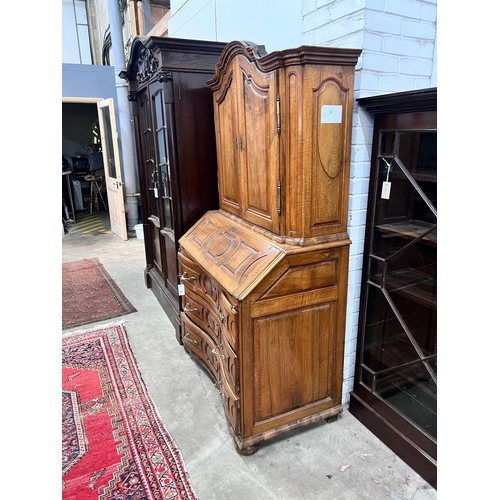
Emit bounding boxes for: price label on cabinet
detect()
[321,105,342,123]
[178,284,185,296]
[381,181,392,199]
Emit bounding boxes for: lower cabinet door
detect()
[249,301,338,429]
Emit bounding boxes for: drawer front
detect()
[218,290,239,350]
[212,339,239,392]
[178,251,219,309]
[181,313,218,380]
[215,374,240,436]
[181,291,223,347]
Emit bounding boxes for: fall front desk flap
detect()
[178,210,286,301]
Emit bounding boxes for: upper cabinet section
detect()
[208,44,280,234]
[207,41,361,245]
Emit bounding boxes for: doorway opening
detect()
[62,97,129,240]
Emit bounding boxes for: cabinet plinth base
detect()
[325,414,339,423]
[235,442,260,455]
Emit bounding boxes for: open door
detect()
[97,98,128,240]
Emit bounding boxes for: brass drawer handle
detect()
[184,301,200,313]
[211,345,226,360]
[183,332,199,345]
[179,271,197,282]
[217,305,226,324]
[213,381,228,399]
[230,305,237,314]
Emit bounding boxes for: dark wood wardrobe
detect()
[123,36,226,343]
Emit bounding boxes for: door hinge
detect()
[277,180,282,215]
[276,94,281,135]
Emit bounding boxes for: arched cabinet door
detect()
[235,54,280,234]
[211,49,281,235]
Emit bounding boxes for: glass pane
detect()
[161,163,170,198]
[139,96,158,217]
[375,368,437,439]
[102,106,116,178]
[362,283,437,439]
[140,99,153,161]
[148,159,158,217]
[157,128,167,166]
[379,131,396,156]
[363,286,424,370]
[361,129,437,441]
[163,198,172,229]
[76,25,92,64]
[399,132,437,192]
[154,90,164,129]
[74,0,87,24]
[153,89,173,230]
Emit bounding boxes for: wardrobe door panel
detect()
[137,91,165,279]
[151,84,174,233]
[126,37,226,344]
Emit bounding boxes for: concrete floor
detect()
[62,212,437,500]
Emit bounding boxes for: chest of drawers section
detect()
[178,210,350,454]
[178,250,241,434]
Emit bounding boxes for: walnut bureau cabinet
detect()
[178,41,361,453]
[123,37,226,343]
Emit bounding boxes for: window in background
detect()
[62,0,92,64]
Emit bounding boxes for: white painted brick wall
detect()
[302,0,437,404]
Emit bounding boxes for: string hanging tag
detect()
[381,158,393,199]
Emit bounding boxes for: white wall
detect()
[303,0,437,97]
[168,0,303,52]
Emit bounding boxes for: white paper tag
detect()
[178,284,185,296]
[381,181,392,199]
[321,105,342,123]
[154,187,158,198]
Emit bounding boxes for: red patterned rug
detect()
[62,324,197,499]
[62,258,137,330]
